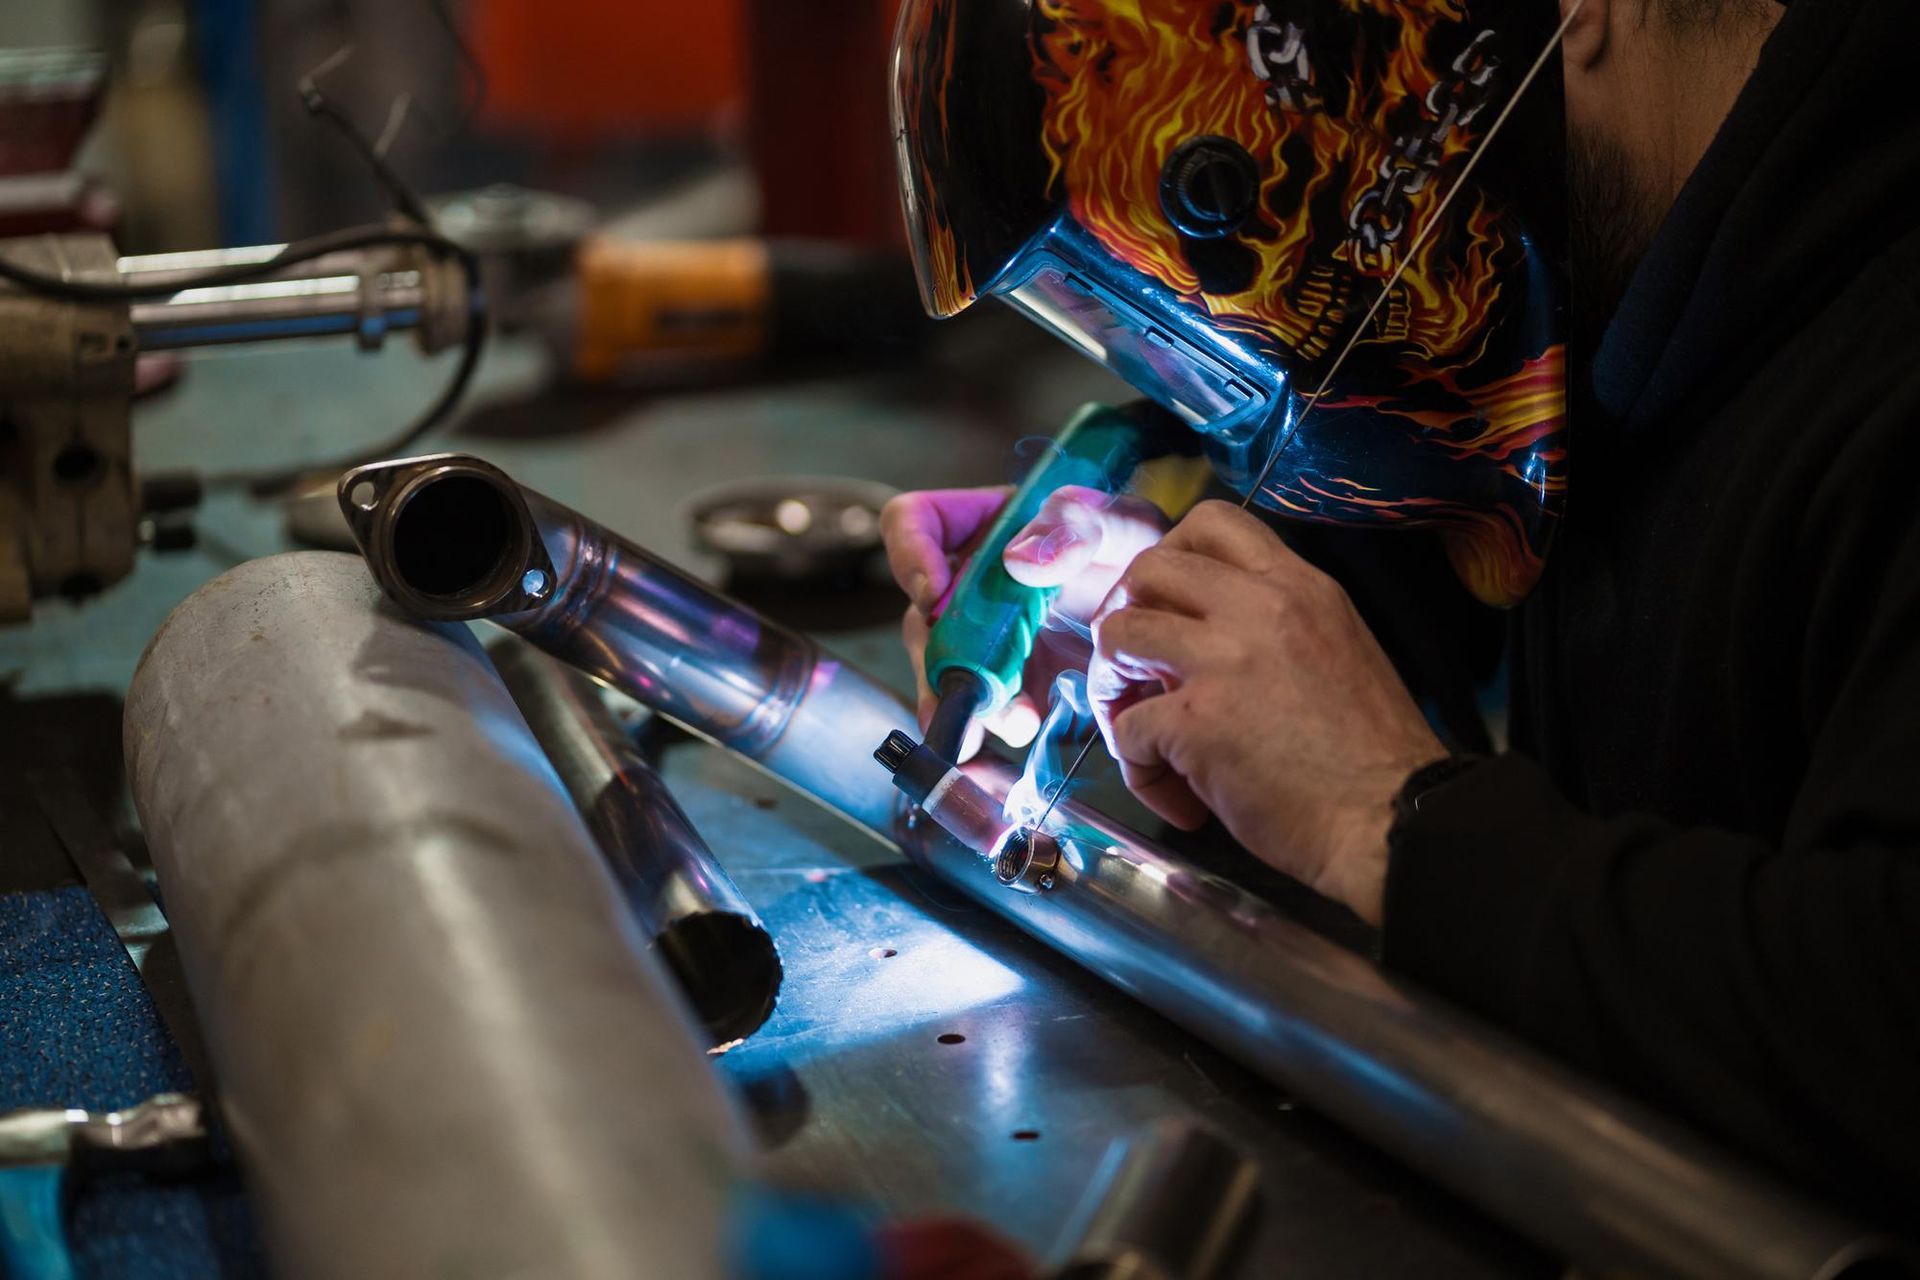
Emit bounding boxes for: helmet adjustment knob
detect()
[1160,136,1261,239]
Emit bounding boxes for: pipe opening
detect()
[654,913,783,1048]
[392,473,517,600]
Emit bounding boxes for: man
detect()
[883,0,1920,1224]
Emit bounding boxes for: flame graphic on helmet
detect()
[1299,346,1566,603]
[896,0,979,317]
[1034,0,1508,364]
[896,0,1569,606]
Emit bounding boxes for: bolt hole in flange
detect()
[52,443,103,486]
[349,479,377,510]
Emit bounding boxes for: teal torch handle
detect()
[923,402,1165,718]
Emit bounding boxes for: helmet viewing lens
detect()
[1001,258,1274,437]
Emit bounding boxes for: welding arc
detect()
[1238,0,1587,513]
[1047,5,1586,812]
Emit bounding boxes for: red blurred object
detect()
[877,1219,1036,1280]
[0,48,119,239]
[746,0,906,246]
[0,171,120,239]
[466,0,909,247]
[0,48,105,176]
[468,0,745,139]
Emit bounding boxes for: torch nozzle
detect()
[872,730,1018,865]
[873,730,916,778]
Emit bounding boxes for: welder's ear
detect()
[1561,0,1610,70]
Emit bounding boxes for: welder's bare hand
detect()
[1086,501,1445,926]
[881,485,1168,755]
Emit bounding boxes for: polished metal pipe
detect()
[1047,1120,1260,1280]
[128,274,426,351]
[337,454,906,831]
[338,456,1909,1280]
[117,244,459,352]
[118,244,365,288]
[124,552,747,1280]
[491,637,783,1048]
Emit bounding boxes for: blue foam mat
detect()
[0,888,266,1278]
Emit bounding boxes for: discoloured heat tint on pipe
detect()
[490,637,782,1048]
[339,456,1909,1280]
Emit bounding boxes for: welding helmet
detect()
[892,0,1569,606]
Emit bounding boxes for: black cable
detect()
[216,293,487,498]
[0,224,487,492]
[207,54,487,490]
[0,39,494,498]
[301,86,433,224]
[427,0,489,127]
[295,45,437,224]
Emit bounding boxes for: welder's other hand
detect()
[881,486,1014,617]
[998,485,1170,620]
[881,485,1168,756]
[1086,501,1445,926]
[883,486,1029,754]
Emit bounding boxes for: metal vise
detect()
[0,232,468,622]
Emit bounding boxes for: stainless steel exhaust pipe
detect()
[491,637,783,1048]
[339,455,1909,1280]
[337,453,911,834]
[124,552,748,1280]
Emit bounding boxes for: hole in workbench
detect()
[1011,1129,1041,1142]
[936,1033,966,1045]
[869,947,897,960]
[752,797,778,810]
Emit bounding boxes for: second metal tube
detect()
[491,637,782,1047]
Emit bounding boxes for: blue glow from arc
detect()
[848,933,1026,1020]
[727,922,1027,1066]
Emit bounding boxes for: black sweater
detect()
[1381,0,1920,1228]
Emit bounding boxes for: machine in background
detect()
[0,230,472,621]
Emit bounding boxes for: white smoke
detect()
[1003,669,1096,827]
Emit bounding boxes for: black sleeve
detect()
[1286,525,1505,752]
[1380,516,1920,1226]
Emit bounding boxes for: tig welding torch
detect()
[914,401,1181,766]
[874,730,1065,894]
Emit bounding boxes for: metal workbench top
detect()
[0,323,1550,1278]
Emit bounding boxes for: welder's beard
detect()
[1566,125,1666,365]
